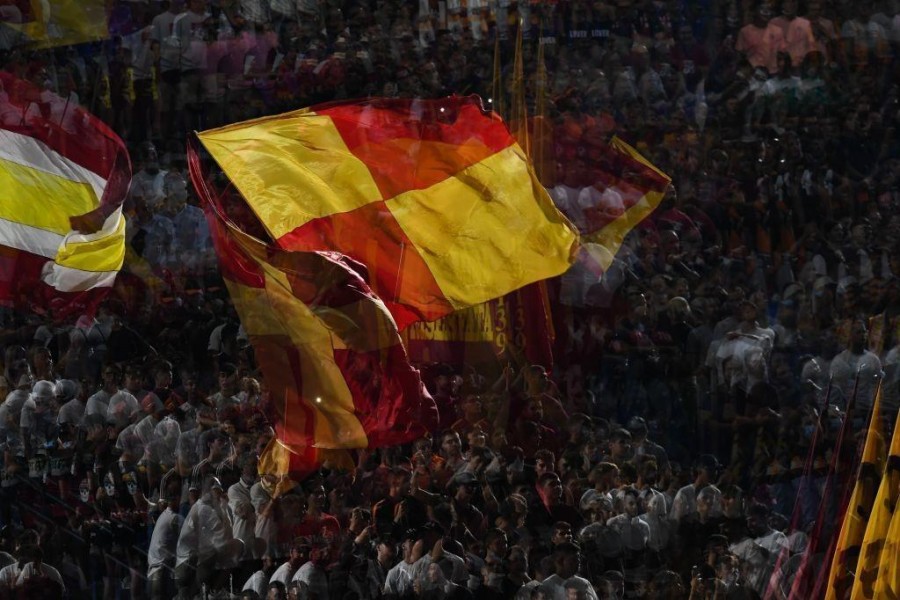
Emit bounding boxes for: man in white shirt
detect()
[83,365,119,422]
[670,455,723,523]
[147,483,184,599]
[14,547,65,596]
[730,504,788,596]
[0,360,31,425]
[175,476,243,597]
[20,380,57,460]
[54,380,83,427]
[291,545,329,598]
[0,545,63,596]
[540,542,599,600]
[409,529,468,588]
[830,318,883,411]
[418,559,471,597]
[109,365,146,428]
[383,531,421,597]
[0,547,30,594]
[229,457,264,569]
[208,362,242,418]
[715,299,775,394]
[606,488,651,551]
[269,540,308,586]
[250,472,283,559]
[242,554,277,598]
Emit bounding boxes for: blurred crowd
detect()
[0,0,900,598]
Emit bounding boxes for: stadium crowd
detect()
[1,0,900,597]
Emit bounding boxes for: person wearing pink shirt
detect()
[770,0,816,67]
[735,5,786,74]
[805,0,837,60]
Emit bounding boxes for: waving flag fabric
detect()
[196,95,578,329]
[1,0,108,49]
[876,475,900,597]
[550,131,671,308]
[0,73,130,319]
[855,408,900,598]
[579,136,671,274]
[190,147,437,474]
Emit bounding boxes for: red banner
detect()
[402,281,554,369]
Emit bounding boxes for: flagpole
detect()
[812,380,882,600]
[395,242,406,305]
[510,18,527,154]
[491,34,503,118]
[764,375,833,600]
[788,367,863,599]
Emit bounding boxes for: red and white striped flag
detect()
[0,72,130,319]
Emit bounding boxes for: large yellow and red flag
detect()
[551,130,671,307]
[823,385,886,600]
[579,136,671,275]
[0,72,130,319]
[195,95,578,330]
[190,148,438,475]
[1,0,108,49]
[854,408,900,598]
[876,501,900,597]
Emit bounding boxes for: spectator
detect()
[147,477,183,599]
[539,542,597,600]
[829,318,883,410]
[175,475,243,596]
[383,529,420,597]
[670,455,722,523]
[229,455,265,573]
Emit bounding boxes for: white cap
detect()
[32,380,55,401]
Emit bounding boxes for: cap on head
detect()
[54,379,78,402]
[32,380,55,401]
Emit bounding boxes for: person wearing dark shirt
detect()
[527,472,584,541]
